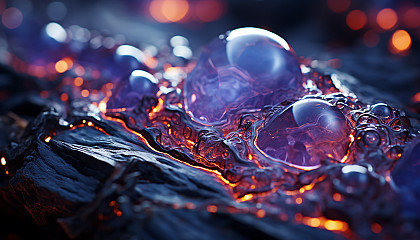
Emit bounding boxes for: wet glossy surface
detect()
[107,70,159,109]
[256,99,351,168]
[184,27,303,124]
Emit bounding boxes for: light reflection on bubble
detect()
[115,45,146,63]
[170,35,189,47]
[45,22,67,42]
[173,45,192,59]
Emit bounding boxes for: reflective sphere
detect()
[107,70,159,109]
[255,99,351,169]
[370,103,393,119]
[184,27,303,125]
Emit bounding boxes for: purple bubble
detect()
[255,99,351,169]
[107,70,159,109]
[184,27,303,125]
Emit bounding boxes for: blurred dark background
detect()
[0,0,420,110]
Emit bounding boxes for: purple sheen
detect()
[392,137,420,200]
[107,70,159,110]
[184,27,303,125]
[256,99,351,168]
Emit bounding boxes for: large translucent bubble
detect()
[255,99,351,169]
[184,27,303,125]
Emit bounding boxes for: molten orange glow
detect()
[239,194,253,202]
[55,60,69,73]
[324,220,349,231]
[391,30,411,52]
[81,89,90,98]
[150,0,189,23]
[60,93,69,102]
[346,10,367,30]
[195,0,224,22]
[403,8,420,28]
[1,157,6,166]
[45,136,51,143]
[87,121,93,126]
[98,100,107,113]
[295,197,303,204]
[377,8,398,30]
[74,77,84,87]
[371,223,382,233]
[327,0,351,13]
[303,217,321,228]
[207,205,218,213]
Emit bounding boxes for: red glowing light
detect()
[195,0,225,22]
[371,223,382,234]
[377,8,398,30]
[346,10,367,30]
[327,0,351,13]
[403,7,420,28]
[60,93,69,102]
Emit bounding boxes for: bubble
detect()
[107,70,159,109]
[184,27,303,124]
[362,130,381,147]
[334,165,369,195]
[370,103,393,119]
[255,99,351,169]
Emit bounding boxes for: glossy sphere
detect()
[256,99,351,169]
[184,27,303,125]
[370,103,393,119]
[107,70,159,109]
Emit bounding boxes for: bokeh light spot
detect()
[346,10,367,30]
[391,30,411,52]
[377,8,398,30]
[150,0,189,23]
[55,60,69,73]
[2,7,23,29]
